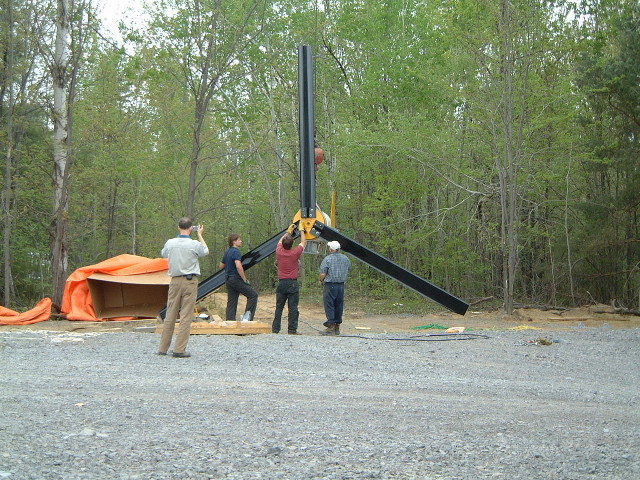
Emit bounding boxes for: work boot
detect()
[321,324,338,336]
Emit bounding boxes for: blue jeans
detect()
[272,279,300,333]
[323,282,345,326]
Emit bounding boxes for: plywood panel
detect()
[155,320,272,335]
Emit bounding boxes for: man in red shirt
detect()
[272,228,307,334]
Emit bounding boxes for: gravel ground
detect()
[1,327,639,480]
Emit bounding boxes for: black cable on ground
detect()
[336,333,490,341]
[299,318,490,341]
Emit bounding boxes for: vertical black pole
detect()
[298,45,316,219]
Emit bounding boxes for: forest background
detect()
[0,0,638,316]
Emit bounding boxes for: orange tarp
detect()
[0,298,53,325]
[61,254,169,321]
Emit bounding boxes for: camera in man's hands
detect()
[192,225,199,232]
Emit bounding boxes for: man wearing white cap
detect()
[319,240,351,335]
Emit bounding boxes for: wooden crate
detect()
[155,316,272,335]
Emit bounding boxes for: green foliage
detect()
[573,0,640,305]
[2,0,638,311]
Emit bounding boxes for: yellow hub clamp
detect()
[292,209,331,239]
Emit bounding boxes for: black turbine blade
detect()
[160,229,287,318]
[237,229,287,272]
[197,228,287,300]
[298,45,316,219]
[314,223,469,315]
[195,270,226,302]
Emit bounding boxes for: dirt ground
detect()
[3,292,638,334]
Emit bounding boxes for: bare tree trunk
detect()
[50,0,90,306]
[265,83,289,227]
[321,89,335,222]
[498,0,520,315]
[2,0,16,306]
[547,236,557,305]
[223,90,280,223]
[50,0,71,307]
[188,96,207,218]
[131,179,140,254]
[565,155,576,306]
[180,0,265,218]
[187,0,221,219]
[105,181,120,259]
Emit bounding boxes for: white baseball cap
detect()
[327,241,341,250]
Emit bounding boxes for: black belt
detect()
[180,274,197,280]
[324,281,344,284]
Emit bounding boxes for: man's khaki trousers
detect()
[159,276,197,354]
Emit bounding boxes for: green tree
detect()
[145,0,269,219]
[443,0,587,311]
[1,0,52,307]
[44,0,98,306]
[575,0,640,307]
[69,45,156,265]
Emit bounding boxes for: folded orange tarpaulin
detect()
[0,297,53,325]
[61,254,169,322]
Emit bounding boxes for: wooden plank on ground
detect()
[155,320,272,335]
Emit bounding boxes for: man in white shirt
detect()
[158,217,209,357]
